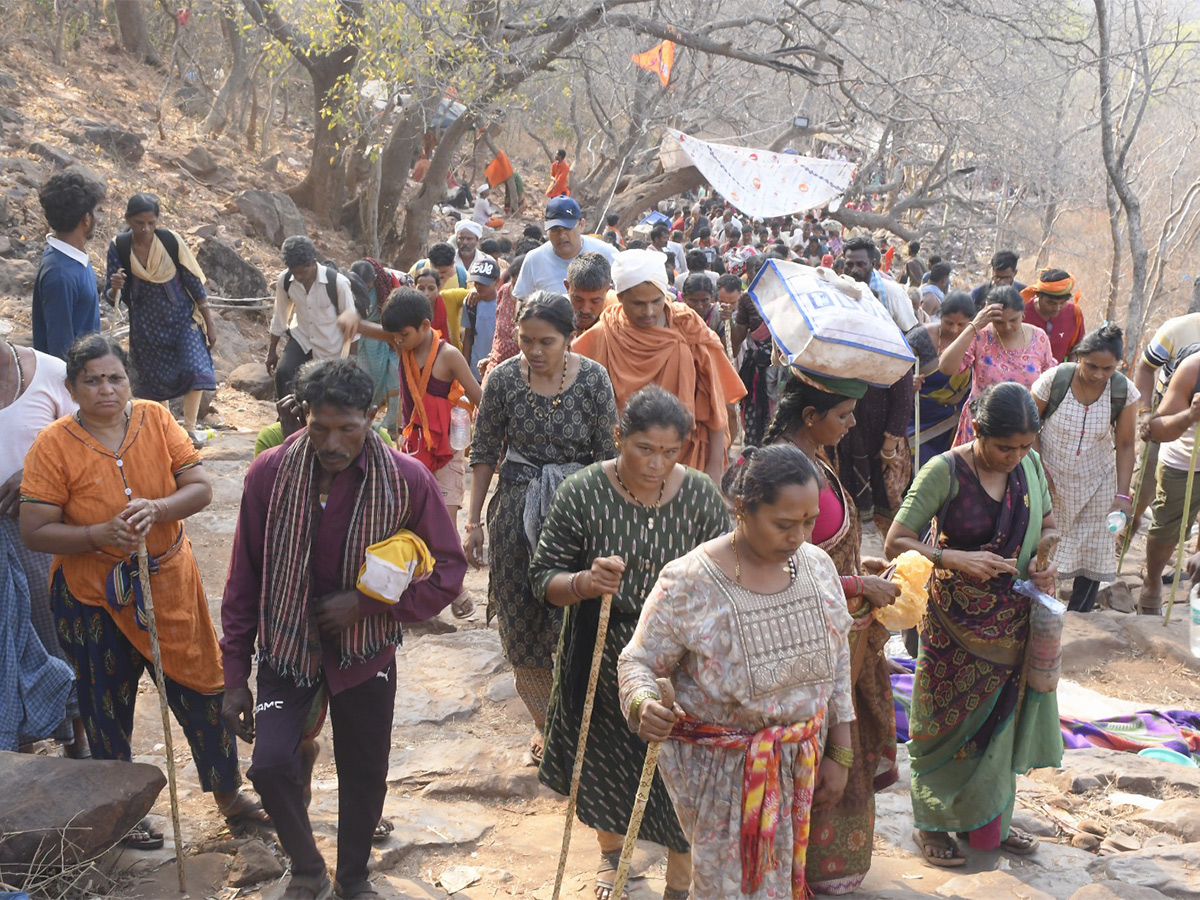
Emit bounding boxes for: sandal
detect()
[218,791,273,837]
[912,829,966,868]
[663,890,690,899]
[528,732,545,766]
[1001,827,1039,855]
[372,818,393,843]
[451,592,476,619]
[335,879,380,898]
[596,850,629,900]
[122,818,164,851]
[284,871,333,900]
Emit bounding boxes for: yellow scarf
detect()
[129,230,208,336]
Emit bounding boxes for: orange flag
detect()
[632,40,676,87]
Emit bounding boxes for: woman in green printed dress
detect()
[530,385,730,900]
[466,292,618,759]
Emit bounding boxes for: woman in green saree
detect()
[884,382,1063,866]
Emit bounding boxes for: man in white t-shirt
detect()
[512,196,617,300]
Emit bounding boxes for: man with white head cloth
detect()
[453,219,492,274]
[573,248,746,482]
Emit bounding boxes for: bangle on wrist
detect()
[465,522,481,533]
[825,743,854,768]
[1115,493,1132,502]
[568,571,588,600]
[932,546,944,567]
[629,689,658,727]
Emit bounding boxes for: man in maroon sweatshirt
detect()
[220,358,466,900]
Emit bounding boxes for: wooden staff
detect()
[912,358,921,464]
[1164,424,1200,626]
[138,536,187,893]
[611,677,676,900]
[551,592,613,900]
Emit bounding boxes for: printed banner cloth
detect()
[667,128,855,218]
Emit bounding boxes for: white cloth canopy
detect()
[666,129,855,219]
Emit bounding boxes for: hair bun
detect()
[741,446,759,463]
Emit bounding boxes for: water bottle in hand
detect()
[1107,510,1127,534]
[450,402,471,451]
[1190,585,1200,658]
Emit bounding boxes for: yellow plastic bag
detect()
[356,530,436,604]
[873,550,934,631]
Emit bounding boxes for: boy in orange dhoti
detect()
[573,248,746,482]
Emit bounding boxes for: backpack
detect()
[280,260,371,317]
[1040,363,1128,428]
[113,229,199,306]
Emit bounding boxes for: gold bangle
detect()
[628,689,658,727]
[825,743,854,768]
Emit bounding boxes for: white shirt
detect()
[270,264,357,358]
[472,197,494,226]
[0,349,75,485]
[513,235,618,300]
[665,241,687,274]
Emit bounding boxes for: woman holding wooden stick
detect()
[617,444,855,898]
[19,334,266,848]
[531,386,729,900]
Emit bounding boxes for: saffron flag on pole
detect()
[632,41,676,87]
[666,128,856,218]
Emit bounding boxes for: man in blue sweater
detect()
[32,172,105,359]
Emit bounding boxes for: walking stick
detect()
[1164,424,1200,626]
[1116,439,1152,576]
[912,359,921,464]
[551,592,613,900]
[611,678,676,900]
[137,536,187,893]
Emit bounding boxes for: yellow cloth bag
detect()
[873,550,934,631]
[356,530,436,604]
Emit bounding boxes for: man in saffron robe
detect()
[574,248,746,482]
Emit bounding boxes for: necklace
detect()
[614,460,665,529]
[3,342,22,407]
[730,528,796,585]
[524,352,570,419]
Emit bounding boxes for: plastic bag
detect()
[874,550,934,631]
[1015,579,1065,693]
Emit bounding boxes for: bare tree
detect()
[113,0,161,66]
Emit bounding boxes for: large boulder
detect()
[0,256,36,298]
[228,361,275,400]
[81,125,144,164]
[235,190,306,246]
[0,751,164,884]
[1087,841,1200,899]
[1135,798,1200,843]
[195,236,269,300]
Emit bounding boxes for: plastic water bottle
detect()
[450,403,471,451]
[1107,510,1127,534]
[1190,585,1200,658]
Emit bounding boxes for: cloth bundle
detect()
[357,529,436,604]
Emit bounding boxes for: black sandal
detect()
[283,871,332,900]
[595,849,628,900]
[372,818,393,843]
[122,817,164,851]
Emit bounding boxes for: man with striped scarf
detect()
[220,359,466,900]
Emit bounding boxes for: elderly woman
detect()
[105,193,216,445]
[530,386,729,900]
[886,383,1062,866]
[20,334,263,846]
[938,285,1056,446]
[466,292,619,760]
[619,444,856,898]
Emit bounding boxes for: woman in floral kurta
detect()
[618,445,854,899]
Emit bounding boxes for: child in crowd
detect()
[413,266,451,338]
[680,272,725,340]
[461,259,500,381]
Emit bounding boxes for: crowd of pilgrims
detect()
[5,170,1193,899]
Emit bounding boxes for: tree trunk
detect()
[1104,181,1123,323]
[608,166,705,227]
[202,4,250,137]
[287,55,355,222]
[113,0,160,66]
[395,111,476,269]
[1189,275,1200,314]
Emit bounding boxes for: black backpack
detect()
[281,259,371,318]
[113,229,199,306]
[1040,362,1129,428]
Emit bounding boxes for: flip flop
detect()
[451,592,476,619]
[335,879,380,898]
[1001,827,1039,855]
[219,792,273,837]
[283,871,333,900]
[122,818,164,851]
[372,818,393,843]
[595,849,629,900]
[912,829,966,867]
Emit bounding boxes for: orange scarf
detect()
[672,711,826,898]
[573,302,746,469]
[400,333,463,472]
